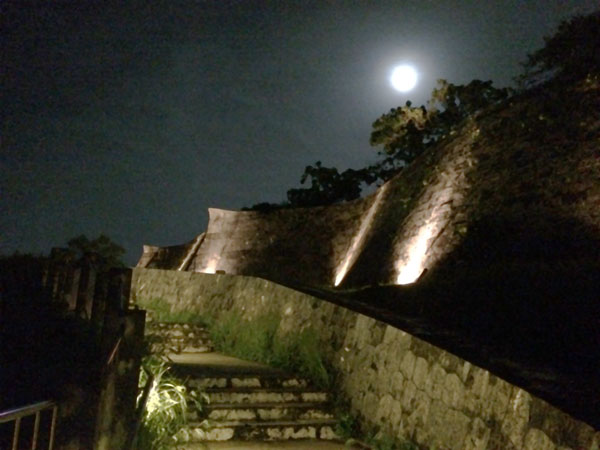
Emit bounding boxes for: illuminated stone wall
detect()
[139,83,600,289]
[131,268,599,449]
[137,234,205,271]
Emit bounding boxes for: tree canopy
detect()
[246,79,509,210]
[43,234,126,272]
[246,10,598,210]
[519,11,600,86]
[370,79,511,171]
[64,234,126,271]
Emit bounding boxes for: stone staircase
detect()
[145,322,341,447]
[145,321,214,354]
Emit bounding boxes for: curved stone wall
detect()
[139,82,600,291]
[131,268,599,449]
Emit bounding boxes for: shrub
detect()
[135,356,206,450]
[208,310,331,389]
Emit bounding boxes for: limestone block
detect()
[373,343,389,374]
[438,351,461,373]
[369,322,386,346]
[391,372,405,397]
[319,426,338,440]
[412,389,432,428]
[355,346,375,377]
[349,316,371,350]
[492,379,514,420]
[442,372,465,410]
[425,363,446,400]
[412,357,429,390]
[392,329,412,353]
[383,325,401,344]
[375,394,397,432]
[400,351,416,380]
[501,389,531,449]
[383,346,401,375]
[362,391,379,424]
[424,399,471,450]
[524,428,556,450]
[459,361,472,383]
[465,369,490,416]
[363,367,378,393]
[462,417,491,450]
[401,380,418,412]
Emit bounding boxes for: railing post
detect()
[12,417,20,450]
[31,410,40,449]
[49,405,57,450]
[1,401,58,450]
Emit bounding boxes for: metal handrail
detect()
[0,400,57,450]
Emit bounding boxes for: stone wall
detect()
[131,268,599,450]
[137,83,600,291]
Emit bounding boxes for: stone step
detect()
[193,402,334,422]
[202,388,329,406]
[172,441,349,449]
[178,419,339,442]
[152,341,213,353]
[146,322,214,354]
[179,373,309,390]
[146,350,341,446]
[148,340,214,354]
[146,322,211,334]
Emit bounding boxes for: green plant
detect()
[207,310,331,389]
[275,328,330,388]
[135,355,206,450]
[335,411,359,441]
[136,297,208,325]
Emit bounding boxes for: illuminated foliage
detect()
[370,79,510,170]
[136,356,206,449]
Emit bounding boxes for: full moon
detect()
[390,65,418,92]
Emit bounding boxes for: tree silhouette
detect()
[247,11,599,211]
[59,234,126,272]
[519,10,600,86]
[246,79,510,210]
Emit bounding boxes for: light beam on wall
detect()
[334,183,389,287]
[202,255,220,274]
[178,233,205,271]
[393,124,479,285]
[395,220,437,284]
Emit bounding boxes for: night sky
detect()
[2,0,598,264]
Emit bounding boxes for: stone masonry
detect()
[131,268,599,450]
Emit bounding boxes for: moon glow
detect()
[390,65,418,92]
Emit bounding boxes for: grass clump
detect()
[362,429,419,450]
[136,297,207,325]
[207,310,330,389]
[135,355,206,450]
[334,407,418,450]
